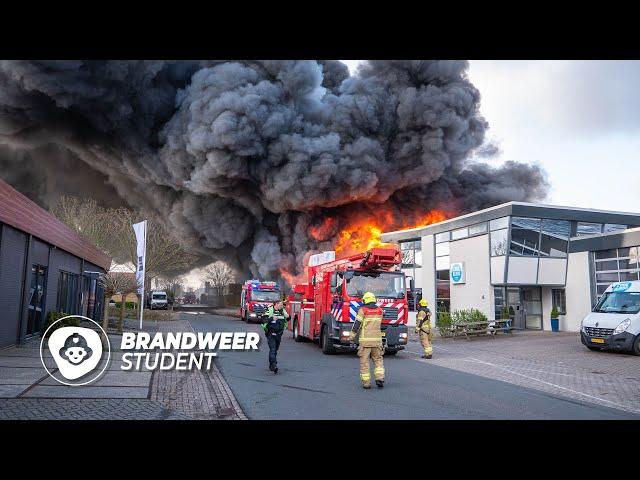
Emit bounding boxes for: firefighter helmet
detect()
[362,291,376,304]
[419,298,428,307]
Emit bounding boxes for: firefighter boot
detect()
[372,346,385,388]
[376,380,384,388]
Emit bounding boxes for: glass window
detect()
[400,240,421,269]
[435,232,450,243]
[451,227,468,240]
[595,249,617,260]
[469,223,488,236]
[596,272,619,283]
[540,219,570,257]
[490,229,508,256]
[490,217,509,230]
[552,289,567,315]
[603,223,627,233]
[435,242,450,257]
[619,271,639,281]
[510,217,541,256]
[436,270,449,281]
[435,255,450,271]
[577,222,602,236]
[595,260,618,271]
[58,271,80,314]
[494,287,506,320]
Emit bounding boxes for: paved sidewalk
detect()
[405,329,640,415]
[0,318,246,420]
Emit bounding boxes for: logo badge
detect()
[40,316,111,386]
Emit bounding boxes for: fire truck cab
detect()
[286,247,410,355]
[240,280,282,323]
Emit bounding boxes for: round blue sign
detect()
[451,264,463,282]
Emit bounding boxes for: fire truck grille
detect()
[584,327,614,338]
[252,305,267,314]
[382,307,398,321]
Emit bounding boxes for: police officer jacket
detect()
[263,306,289,334]
[351,302,383,347]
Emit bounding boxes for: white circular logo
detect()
[39,316,111,386]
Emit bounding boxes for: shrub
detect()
[501,307,510,319]
[550,306,559,318]
[436,311,454,337]
[114,301,136,309]
[42,311,79,338]
[451,308,488,325]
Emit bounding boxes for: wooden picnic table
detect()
[452,319,514,340]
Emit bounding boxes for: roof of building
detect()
[569,226,640,253]
[0,177,112,270]
[381,201,640,243]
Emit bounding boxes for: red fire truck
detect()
[286,247,411,355]
[240,280,282,323]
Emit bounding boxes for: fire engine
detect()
[240,280,282,323]
[286,247,411,355]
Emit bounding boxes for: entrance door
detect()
[506,287,525,329]
[522,286,542,329]
[27,265,47,336]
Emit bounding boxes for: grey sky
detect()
[343,60,640,212]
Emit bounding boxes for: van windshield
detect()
[152,294,166,300]
[594,291,640,314]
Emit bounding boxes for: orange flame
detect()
[333,209,448,256]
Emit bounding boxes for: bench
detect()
[452,319,514,340]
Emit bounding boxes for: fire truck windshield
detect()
[344,272,405,299]
[252,290,281,302]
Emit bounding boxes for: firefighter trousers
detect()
[357,345,385,387]
[266,332,282,368]
[419,330,433,356]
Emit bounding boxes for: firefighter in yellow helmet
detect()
[415,298,433,359]
[349,291,385,389]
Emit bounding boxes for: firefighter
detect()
[415,298,433,359]
[261,299,289,374]
[350,291,385,389]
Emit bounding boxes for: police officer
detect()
[350,291,385,389]
[261,299,289,374]
[415,298,433,359]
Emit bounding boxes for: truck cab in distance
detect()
[240,280,281,323]
[149,291,168,310]
[580,280,640,355]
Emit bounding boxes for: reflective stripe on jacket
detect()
[351,304,383,347]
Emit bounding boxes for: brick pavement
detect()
[149,319,247,420]
[406,330,640,414]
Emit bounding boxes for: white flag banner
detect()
[132,220,147,328]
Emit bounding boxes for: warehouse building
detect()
[0,178,111,348]
[381,202,640,332]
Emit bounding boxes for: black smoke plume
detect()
[0,60,548,279]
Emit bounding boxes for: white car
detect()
[149,291,169,310]
[580,280,640,355]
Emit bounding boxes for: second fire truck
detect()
[240,280,282,323]
[286,247,411,355]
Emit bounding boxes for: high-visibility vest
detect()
[354,306,383,347]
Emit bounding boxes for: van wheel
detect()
[632,335,640,356]
[321,325,336,355]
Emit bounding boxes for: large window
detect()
[577,222,602,236]
[510,217,541,256]
[540,219,570,258]
[400,240,422,268]
[490,228,508,256]
[593,246,640,298]
[58,271,80,314]
[435,239,450,313]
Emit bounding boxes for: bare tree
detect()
[203,262,234,296]
[99,271,140,332]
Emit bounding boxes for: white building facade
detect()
[381,202,640,332]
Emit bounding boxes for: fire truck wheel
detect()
[321,325,336,355]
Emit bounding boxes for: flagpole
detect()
[139,220,147,330]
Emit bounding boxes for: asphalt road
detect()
[188,313,638,420]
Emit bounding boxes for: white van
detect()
[580,281,640,355]
[149,291,169,310]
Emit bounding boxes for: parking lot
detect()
[405,330,640,415]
